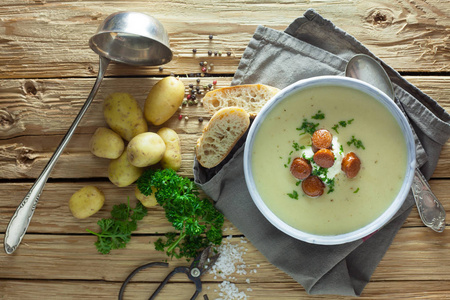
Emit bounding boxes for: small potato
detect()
[69,186,105,219]
[127,132,166,167]
[89,127,125,159]
[135,185,158,207]
[103,92,148,141]
[144,77,185,125]
[157,127,181,171]
[108,150,144,187]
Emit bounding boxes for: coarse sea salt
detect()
[209,236,258,300]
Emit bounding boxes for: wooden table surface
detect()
[1,1,449,299]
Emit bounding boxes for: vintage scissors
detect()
[118,246,220,300]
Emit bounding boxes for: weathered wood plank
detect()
[0,280,449,300]
[0,180,448,235]
[1,77,449,179]
[0,275,450,300]
[0,0,449,78]
[0,226,449,282]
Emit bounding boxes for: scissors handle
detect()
[150,266,202,300]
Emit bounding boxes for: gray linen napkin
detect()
[194,9,450,296]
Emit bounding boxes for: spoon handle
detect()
[412,168,446,232]
[4,56,110,254]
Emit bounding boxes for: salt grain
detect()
[209,238,252,299]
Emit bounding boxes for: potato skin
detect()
[157,127,182,171]
[144,77,185,125]
[108,150,144,187]
[127,132,166,167]
[89,127,125,159]
[69,186,105,219]
[135,185,158,207]
[103,92,148,141]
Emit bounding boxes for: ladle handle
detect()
[412,168,446,233]
[4,56,110,254]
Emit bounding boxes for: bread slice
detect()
[196,107,250,168]
[202,84,279,117]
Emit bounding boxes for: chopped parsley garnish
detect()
[331,118,355,133]
[297,119,319,135]
[347,135,366,150]
[354,188,360,193]
[292,142,301,151]
[332,124,340,133]
[287,190,299,200]
[284,156,292,168]
[325,178,335,194]
[339,145,344,155]
[311,110,325,120]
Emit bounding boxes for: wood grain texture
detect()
[0,181,448,235]
[0,76,449,179]
[0,0,449,78]
[1,1,449,299]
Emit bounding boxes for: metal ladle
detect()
[4,11,173,254]
[346,54,446,233]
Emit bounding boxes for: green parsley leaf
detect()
[87,200,147,254]
[311,110,325,120]
[292,142,301,151]
[354,188,360,193]
[347,135,366,150]
[137,169,224,261]
[287,190,299,199]
[297,119,319,135]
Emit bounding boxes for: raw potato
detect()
[127,132,166,167]
[69,186,105,219]
[89,127,125,159]
[108,150,144,187]
[135,185,158,207]
[144,76,185,125]
[157,127,181,171]
[103,92,148,141]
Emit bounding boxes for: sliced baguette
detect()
[196,107,250,168]
[202,84,279,117]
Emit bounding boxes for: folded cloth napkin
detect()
[194,9,450,296]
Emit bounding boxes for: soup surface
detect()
[251,85,408,236]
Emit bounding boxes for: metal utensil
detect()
[345,54,446,233]
[4,11,173,254]
[118,246,220,300]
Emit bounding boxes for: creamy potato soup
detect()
[251,85,408,236]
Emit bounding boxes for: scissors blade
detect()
[191,246,220,276]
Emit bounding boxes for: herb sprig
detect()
[137,169,224,260]
[347,135,366,150]
[87,200,148,254]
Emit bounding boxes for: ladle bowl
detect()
[4,11,173,254]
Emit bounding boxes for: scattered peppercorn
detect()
[196,78,201,83]
[209,34,213,39]
[189,83,194,89]
[187,94,191,100]
[213,80,217,85]
[184,116,189,121]
[199,61,204,67]
[227,52,231,56]
[208,50,212,56]
[208,83,213,89]
[214,52,218,56]
[191,95,197,100]
[159,66,163,71]
[198,117,204,123]
[202,67,207,72]
[192,49,197,53]
[178,114,182,120]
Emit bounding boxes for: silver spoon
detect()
[346,54,446,233]
[4,11,173,254]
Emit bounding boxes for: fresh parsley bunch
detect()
[86,200,148,254]
[137,168,224,260]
